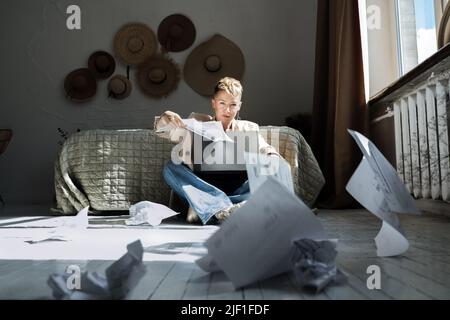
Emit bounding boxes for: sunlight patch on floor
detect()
[0,216,218,262]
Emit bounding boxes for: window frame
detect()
[363,0,448,99]
[396,0,448,75]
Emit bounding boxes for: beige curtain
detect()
[311,0,369,209]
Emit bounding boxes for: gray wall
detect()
[0,0,317,205]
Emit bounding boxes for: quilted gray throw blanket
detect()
[54,128,325,214]
[54,130,174,214]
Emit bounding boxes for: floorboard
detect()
[0,208,449,299]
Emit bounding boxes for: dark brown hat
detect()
[88,51,116,79]
[137,54,180,98]
[108,75,132,100]
[64,68,97,102]
[184,34,245,96]
[158,14,196,52]
[114,23,158,66]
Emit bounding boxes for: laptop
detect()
[192,130,260,173]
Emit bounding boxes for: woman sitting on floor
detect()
[154,77,280,224]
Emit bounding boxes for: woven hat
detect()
[438,3,450,49]
[157,14,196,52]
[64,68,97,102]
[137,54,180,98]
[108,75,132,100]
[88,51,116,79]
[114,23,157,66]
[184,34,245,96]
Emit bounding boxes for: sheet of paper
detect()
[346,130,419,257]
[202,177,325,288]
[105,240,146,299]
[125,201,179,226]
[347,130,420,215]
[346,158,409,256]
[25,206,89,244]
[374,221,410,257]
[245,152,295,194]
[182,118,233,142]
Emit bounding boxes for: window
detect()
[361,0,449,97]
[396,0,439,74]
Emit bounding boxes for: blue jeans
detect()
[163,161,250,224]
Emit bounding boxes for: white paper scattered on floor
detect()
[346,130,420,257]
[0,223,216,261]
[24,206,89,244]
[197,177,325,288]
[125,201,179,227]
[245,152,295,194]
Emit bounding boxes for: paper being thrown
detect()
[182,118,233,142]
[245,152,295,195]
[290,239,347,293]
[198,177,326,288]
[125,201,179,226]
[47,240,146,300]
[346,130,420,257]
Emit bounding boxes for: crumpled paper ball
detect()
[48,240,146,300]
[290,239,347,293]
[126,201,178,226]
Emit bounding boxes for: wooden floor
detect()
[0,206,449,300]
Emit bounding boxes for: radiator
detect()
[393,75,450,202]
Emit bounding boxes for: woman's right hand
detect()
[161,111,185,128]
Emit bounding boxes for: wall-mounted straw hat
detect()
[108,75,132,100]
[137,54,180,98]
[64,68,97,102]
[184,34,245,96]
[157,14,196,52]
[114,23,158,66]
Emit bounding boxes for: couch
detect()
[53,127,325,214]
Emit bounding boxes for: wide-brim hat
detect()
[157,14,196,52]
[184,34,245,96]
[438,3,450,49]
[88,51,116,79]
[137,54,180,98]
[64,68,97,102]
[108,75,132,100]
[114,23,157,66]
